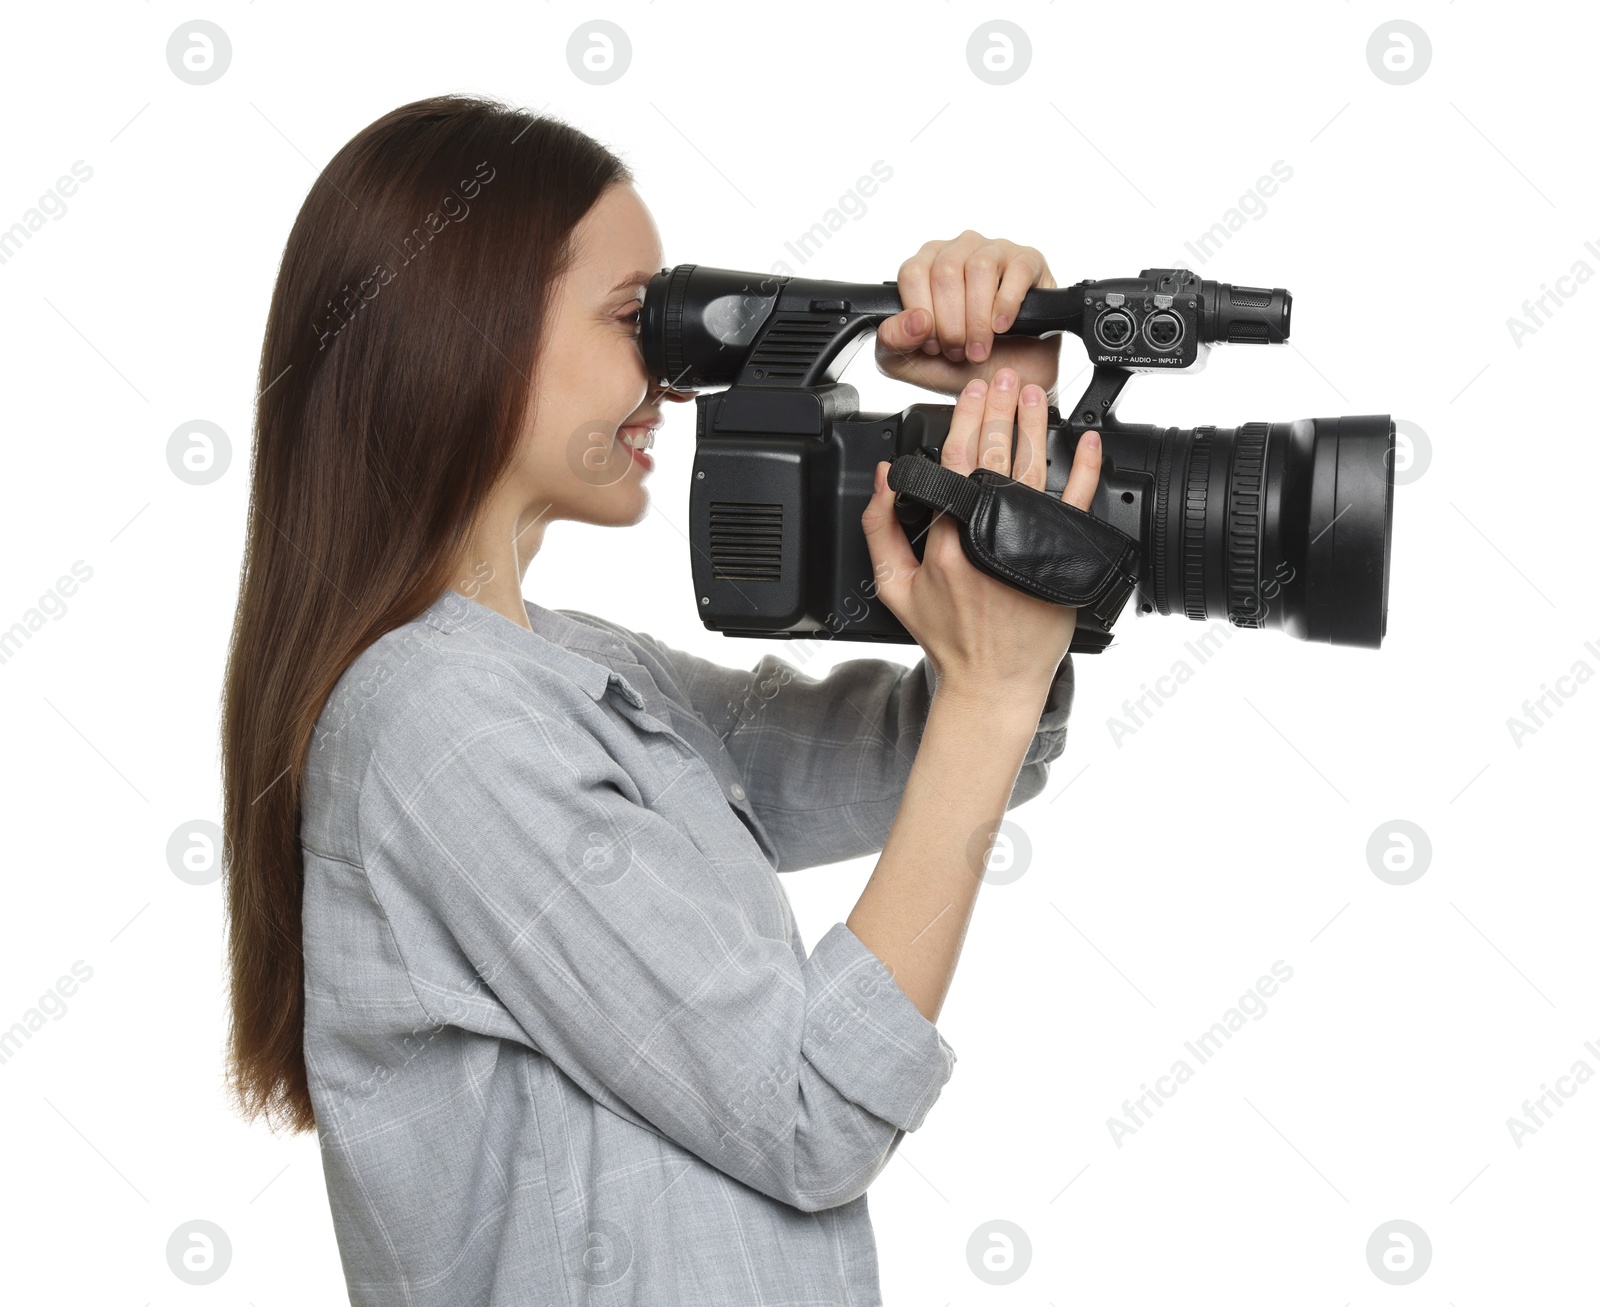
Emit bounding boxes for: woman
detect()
[221,93,1102,1305]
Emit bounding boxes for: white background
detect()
[1,1,1596,1302]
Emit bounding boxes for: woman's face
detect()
[513,181,688,530]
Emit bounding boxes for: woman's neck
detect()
[450,500,549,631]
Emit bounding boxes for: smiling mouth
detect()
[618,426,655,452]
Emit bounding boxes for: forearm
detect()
[845,679,1049,1024]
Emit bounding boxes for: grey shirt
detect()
[300,588,1074,1305]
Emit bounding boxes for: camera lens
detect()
[1141,416,1393,647]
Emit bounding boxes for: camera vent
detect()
[709,502,783,581]
[1227,320,1271,343]
[746,315,839,380]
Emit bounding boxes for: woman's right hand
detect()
[860,367,1104,705]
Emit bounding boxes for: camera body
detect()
[688,384,944,642]
[644,265,1390,652]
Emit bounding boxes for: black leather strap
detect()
[887,454,1142,632]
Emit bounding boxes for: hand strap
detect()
[887,454,1142,632]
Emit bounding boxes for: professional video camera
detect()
[640,265,1393,653]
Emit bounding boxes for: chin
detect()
[580,484,649,528]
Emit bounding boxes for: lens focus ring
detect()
[1181,428,1213,622]
[1226,424,1268,628]
[1152,430,1176,615]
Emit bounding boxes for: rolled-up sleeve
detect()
[354,664,955,1214]
[633,632,1076,870]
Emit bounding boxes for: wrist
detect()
[931,675,1050,728]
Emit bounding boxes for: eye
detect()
[619,306,643,334]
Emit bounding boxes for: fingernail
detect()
[904,308,924,334]
[874,461,886,493]
[945,346,965,362]
[1084,431,1101,450]
[964,379,986,398]
[993,369,1015,390]
[1021,385,1041,406]
[993,313,1010,332]
[922,340,941,355]
[967,340,987,362]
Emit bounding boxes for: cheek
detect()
[512,331,647,489]
[613,333,649,404]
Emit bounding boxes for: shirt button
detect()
[729,783,747,802]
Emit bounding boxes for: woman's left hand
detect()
[875,231,1062,399]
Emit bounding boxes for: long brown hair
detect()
[220,94,632,1132]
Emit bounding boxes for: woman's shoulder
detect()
[310,591,611,771]
[302,592,624,858]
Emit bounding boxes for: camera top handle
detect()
[640,264,1292,428]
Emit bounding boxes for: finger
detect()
[1060,430,1103,512]
[941,377,988,474]
[922,511,969,576]
[992,249,1044,336]
[897,244,941,357]
[929,231,983,361]
[1013,383,1048,489]
[861,460,918,607]
[974,367,1020,476]
[876,305,931,355]
[963,241,1006,364]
